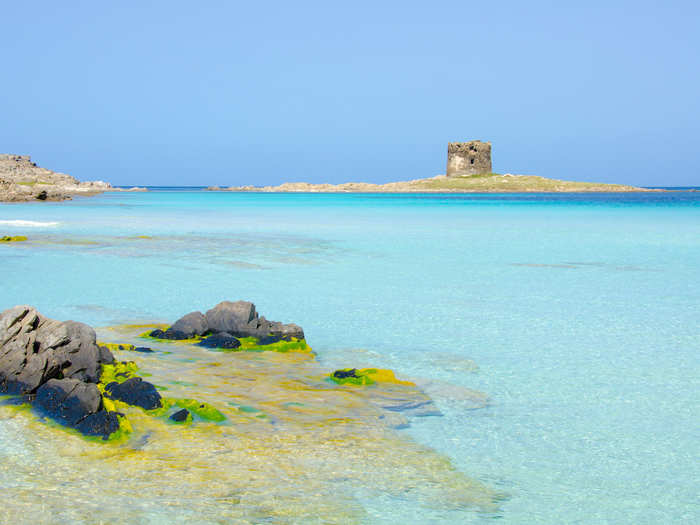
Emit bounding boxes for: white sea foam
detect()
[0,219,60,227]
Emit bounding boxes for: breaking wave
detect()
[0,219,60,227]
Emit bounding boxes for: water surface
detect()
[1,190,698,523]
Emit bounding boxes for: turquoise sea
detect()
[1,190,699,524]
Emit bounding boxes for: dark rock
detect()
[170,311,208,338]
[104,377,162,410]
[76,410,120,438]
[256,334,283,345]
[256,334,293,345]
[205,301,257,335]
[0,395,32,406]
[36,190,48,200]
[35,378,119,439]
[0,305,114,395]
[35,378,102,426]
[197,333,241,349]
[133,347,154,353]
[148,328,190,340]
[170,408,190,422]
[332,369,359,379]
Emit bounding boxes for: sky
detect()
[1,1,698,187]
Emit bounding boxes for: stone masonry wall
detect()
[446,141,492,176]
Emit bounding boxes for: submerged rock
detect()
[170,408,190,422]
[0,305,114,394]
[329,368,416,387]
[197,333,241,349]
[104,377,162,410]
[332,369,360,380]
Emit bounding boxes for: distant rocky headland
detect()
[208,140,657,193]
[0,154,144,202]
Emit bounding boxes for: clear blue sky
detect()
[1,1,698,186]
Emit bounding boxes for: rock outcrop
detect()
[150,300,305,342]
[0,154,144,202]
[169,311,209,337]
[0,305,136,439]
[0,305,114,394]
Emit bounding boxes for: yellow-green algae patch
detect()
[330,367,416,386]
[107,322,168,332]
[236,336,313,354]
[99,361,139,385]
[0,235,28,242]
[0,323,503,522]
[140,328,313,354]
[173,398,226,422]
[97,341,136,352]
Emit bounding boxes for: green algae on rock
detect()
[226,336,312,354]
[330,368,415,386]
[0,235,28,242]
[142,329,313,354]
[99,362,139,385]
[173,398,226,422]
[142,301,307,352]
[98,342,136,353]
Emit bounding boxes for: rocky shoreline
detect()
[0,154,144,202]
[0,300,430,441]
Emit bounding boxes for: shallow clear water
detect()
[1,190,699,523]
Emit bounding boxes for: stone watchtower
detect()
[446,140,492,177]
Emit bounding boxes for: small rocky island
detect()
[208,140,655,193]
[0,154,143,202]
